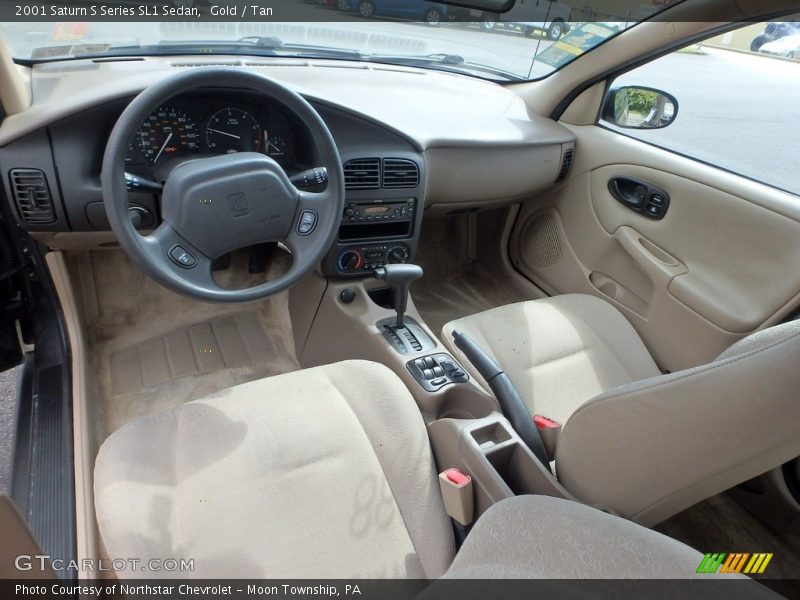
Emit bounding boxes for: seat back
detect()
[555,320,800,526]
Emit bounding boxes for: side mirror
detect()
[603,86,679,129]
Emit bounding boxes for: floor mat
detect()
[109,311,278,395]
[73,249,301,447]
[412,266,528,337]
[411,212,531,336]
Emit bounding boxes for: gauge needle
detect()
[267,140,282,152]
[153,132,173,163]
[207,128,241,140]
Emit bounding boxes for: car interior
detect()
[0,0,799,589]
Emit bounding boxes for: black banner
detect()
[1,578,795,600]
[0,1,796,23]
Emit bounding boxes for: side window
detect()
[600,21,800,197]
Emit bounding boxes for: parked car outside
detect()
[758,33,800,58]
[474,0,572,39]
[750,21,800,52]
[339,0,449,25]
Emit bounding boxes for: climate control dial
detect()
[388,245,410,264]
[337,250,363,273]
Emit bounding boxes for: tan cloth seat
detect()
[95,360,708,579]
[442,496,706,579]
[442,294,661,425]
[94,360,455,579]
[442,295,800,526]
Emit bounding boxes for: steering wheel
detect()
[101,69,345,302]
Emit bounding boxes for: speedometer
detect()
[138,105,200,163]
[205,108,261,153]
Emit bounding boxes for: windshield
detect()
[1,2,677,81]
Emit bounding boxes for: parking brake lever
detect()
[452,330,552,471]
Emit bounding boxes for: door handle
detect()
[608,177,670,219]
[615,226,686,285]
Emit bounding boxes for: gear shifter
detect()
[373,264,423,329]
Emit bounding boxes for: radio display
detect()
[364,206,391,215]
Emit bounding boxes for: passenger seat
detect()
[442,294,800,525]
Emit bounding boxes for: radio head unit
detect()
[321,198,420,277]
[338,199,416,242]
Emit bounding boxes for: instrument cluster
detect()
[125,92,297,176]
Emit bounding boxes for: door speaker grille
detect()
[525,213,562,268]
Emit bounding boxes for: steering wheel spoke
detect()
[283,187,338,263]
[145,223,222,292]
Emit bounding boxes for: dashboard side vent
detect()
[382,159,419,188]
[556,146,574,182]
[344,158,381,190]
[9,169,55,224]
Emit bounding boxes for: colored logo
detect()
[697,553,773,574]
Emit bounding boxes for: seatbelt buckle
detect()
[438,468,474,526]
[533,414,561,459]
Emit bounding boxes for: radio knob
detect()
[344,207,356,218]
[338,250,363,272]
[387,245,409,264]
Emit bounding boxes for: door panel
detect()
[511,125,800,372]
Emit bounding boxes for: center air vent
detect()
[9,169,55,224]
[382,159,419,188]
[344,158,381,190]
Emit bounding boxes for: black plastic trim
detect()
[607,176,670,220]
[1,192,76,579]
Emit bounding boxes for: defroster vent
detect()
[10,169,55,224]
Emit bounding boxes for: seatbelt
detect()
[452,331,552,471]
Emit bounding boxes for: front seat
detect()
[94,360,708,579]
[441,294,800,526]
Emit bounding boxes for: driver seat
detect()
[94,360,707,579]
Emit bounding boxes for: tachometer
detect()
[138,105,200,163]
[205,108,262,153]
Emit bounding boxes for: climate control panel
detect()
[336,243,410,274]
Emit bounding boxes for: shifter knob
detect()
[373,264,423,329]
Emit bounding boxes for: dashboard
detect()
[125,91,302,179]
[0,58,575,279]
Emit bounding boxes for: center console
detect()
[320,156,424,278]
[297,155,573,526]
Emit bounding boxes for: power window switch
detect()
[422,368,435,380]
[645,203,662,217]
